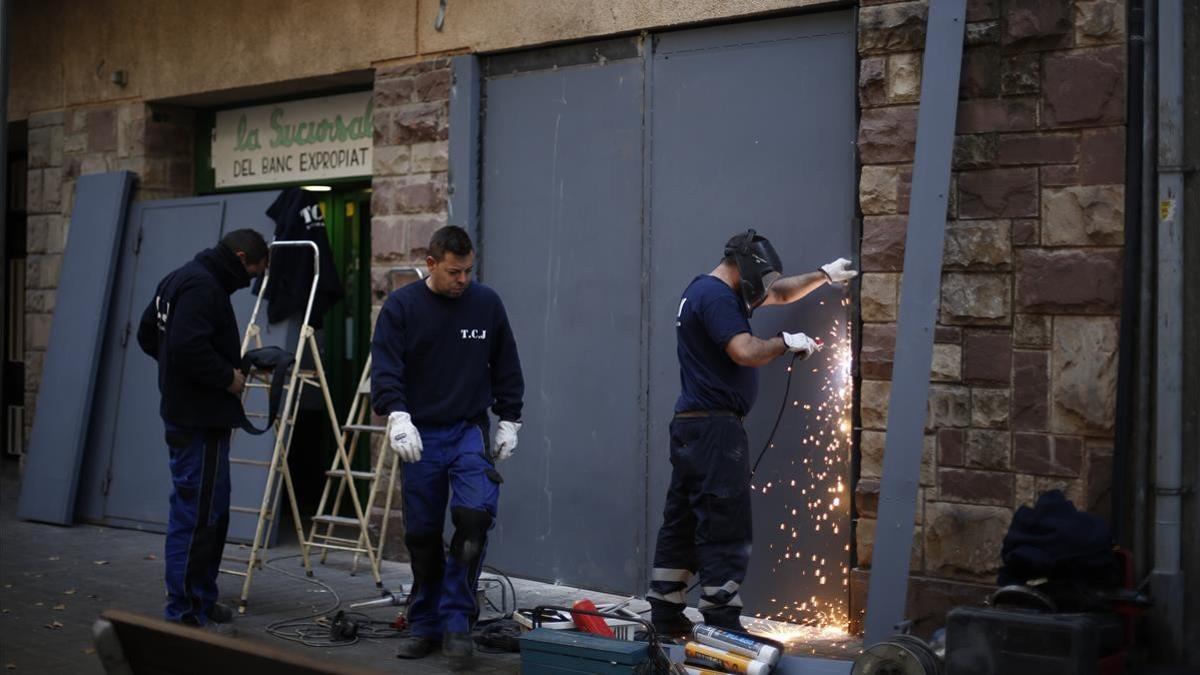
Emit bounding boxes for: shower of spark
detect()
[751,295,853,634]
[743,615,854,652]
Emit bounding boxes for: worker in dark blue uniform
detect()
[371,225,524,668]
[136,229,269,627]
[648,230,857,635]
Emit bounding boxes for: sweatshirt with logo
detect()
[261,187,344,328]
[137,244,249,430]
[370,280,524,427]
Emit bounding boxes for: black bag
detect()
[237,346,296,435]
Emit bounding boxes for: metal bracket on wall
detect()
[435,0,447,31]
[863,0,967,646]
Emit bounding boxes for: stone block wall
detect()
[22,103,194,446]
[366,57,453,558]
[851,0,1127,634]
[370,58,451,304]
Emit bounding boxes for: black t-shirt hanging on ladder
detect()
[263,187,345,328]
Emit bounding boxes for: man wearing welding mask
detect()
[648,229,857,636]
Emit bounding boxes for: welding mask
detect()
[725,229,782,315]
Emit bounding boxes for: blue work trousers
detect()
[402,421,500,638]
[649,415,752,628]
[163,423,231,625]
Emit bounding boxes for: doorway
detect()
[287,185,374,523]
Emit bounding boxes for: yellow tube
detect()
[684,641,772,675]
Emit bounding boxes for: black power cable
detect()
[682,353,801,598]
[262,554,403,648]
[259,554,523,650]
[751,352,801,477]
[481,564,518,621]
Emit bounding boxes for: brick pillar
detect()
[851,0,1128,636]
[22,110,67,447]
[367,56,453,561]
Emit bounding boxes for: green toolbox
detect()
[519,628,651,674]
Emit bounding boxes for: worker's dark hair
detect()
[428,225,474,260]
[221,228,269,264]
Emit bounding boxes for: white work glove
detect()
[820,257,858,284]
[781,331,822,359]
[492,420,522,462]
[387,411,423,463]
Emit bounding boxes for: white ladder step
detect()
[310,534,364,546]
[231,458,271,467]
[307,541,371,554]
[344,423,385,433]
[230,506,267,516]
[325,469,376,480]
[311,514,361,527]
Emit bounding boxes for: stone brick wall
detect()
[851,0,1127,634]
[366,57,453,558]
[22,103,194,446]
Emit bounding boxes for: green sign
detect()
[214,91,374,187]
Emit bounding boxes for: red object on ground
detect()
[571,599,615,638]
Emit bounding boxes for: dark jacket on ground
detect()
[998,489,1119,587]
[137,243,250,430]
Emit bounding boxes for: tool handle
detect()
[571,599,615,637]
[530,604,654,635]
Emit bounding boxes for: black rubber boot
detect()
[395,635,439,659]
[443,631,475,670]
[700,612,746,633]
[650,612,695,639]
[207,602,235,624]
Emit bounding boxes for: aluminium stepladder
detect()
[218,240,380,613]
[307,266,424,577]
[305,355,395,576]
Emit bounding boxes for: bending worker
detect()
[371,225,525,668]
[137,228,269,627]
[648,229,857,635]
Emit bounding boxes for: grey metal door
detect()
[479,40,647,592]
[477,12,856,616]
[645,13,857,623]
[80,192,286,543]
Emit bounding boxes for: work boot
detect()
[701,615,746,633]
[395,635,438,659]
[202,622,238,637]
[650,612,694,639]
[443,631,475,670]
[182,618,236,637]
[207,602,235,624]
